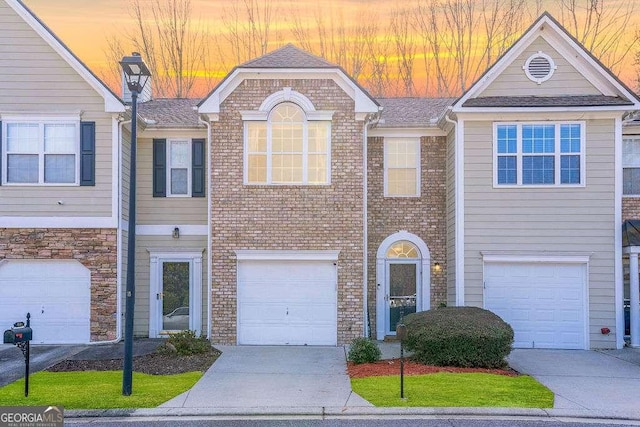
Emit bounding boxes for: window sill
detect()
[492,183,586,189]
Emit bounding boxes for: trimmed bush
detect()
[403,307,513,368]
[348,337,382,364]
[159,330,211,356]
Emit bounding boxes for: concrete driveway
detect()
[161,345,371,409]
[508,348,640,416]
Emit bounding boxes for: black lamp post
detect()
[119,52,151,396]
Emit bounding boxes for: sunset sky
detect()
[20,0,640,98]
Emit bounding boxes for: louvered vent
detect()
[523,52,556,84]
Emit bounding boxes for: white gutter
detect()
[89,116,130,345]
[444,110,465,306]
[198,116,213,340]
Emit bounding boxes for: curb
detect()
[65,406,640,421]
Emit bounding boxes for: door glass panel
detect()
[162,262,190,331]
[389,263,417,332]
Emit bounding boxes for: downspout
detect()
[362,110,381,338]
[198,115,213,340]
[90,115,130,345]
[444,110,464,307]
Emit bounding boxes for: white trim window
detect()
[384,137,420,197]
[244,102,331,185]
[494,122,585,187]
[3,121,79,185]
[167,139,191,196]
[623,137,640,196]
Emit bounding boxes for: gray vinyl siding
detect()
[121,128,131,222]
[0,3,114,217]
[446,128,457,306]
[136,138,207,225]
[463,118,616,348]
[134,235,208,336]
[478,36,600,98]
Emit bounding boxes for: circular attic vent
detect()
[523,51,556,84]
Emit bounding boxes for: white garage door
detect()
[484,262,586,349]
[0,260,91,344]
[238,260,337,345]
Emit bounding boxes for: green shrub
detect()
[403,307,513,368]
[348,337,382,364]
[160,330,211,356]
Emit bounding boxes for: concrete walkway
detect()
[508,348,640,417]
[161,345,372,409]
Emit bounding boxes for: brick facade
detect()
[623,197,640,222]
[0,228,118,341]
[210,79,365,344]
[366,135,447,335]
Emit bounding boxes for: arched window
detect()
[245,100,331,185]
[386,241,419,258]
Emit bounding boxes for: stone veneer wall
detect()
[210,78,365,344]
[623,197,640,222]
[367,135,447,335]
[0,228,118,341]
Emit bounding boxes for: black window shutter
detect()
[192,138,205,197]
[153,139,167,197]
[80,121,95,186]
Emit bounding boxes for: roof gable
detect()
[4,0,124,113]
[198,44,379,119]
[240,44,337,69]
[452,12,640,112]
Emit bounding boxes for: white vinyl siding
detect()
[445,129,457,306]
[494,122,585,187]
[478,36,601,98]
[465,119,616,349]
[384,137,420,197]
[136,137,207,225]
[623,137,640,196]
[0,2,113,217]
[244,103,331,185]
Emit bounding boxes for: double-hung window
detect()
[495,122,584,187]
[384,137,420,197]
[167,139,191,196]
[623,137,640,195]
[3,121,79,185]
[245,102,331,185]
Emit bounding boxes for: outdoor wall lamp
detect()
[173,227,180,239]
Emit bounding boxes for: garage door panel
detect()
[238,260,337,346]
[485,262,586,350]
[0,260,91,344]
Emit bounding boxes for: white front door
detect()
[149,252,203,338]
[386,260,419,335]
[237,259,337,345]
[484,262,587,349]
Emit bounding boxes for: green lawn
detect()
[0,371,202,409]
[351,373,553,407]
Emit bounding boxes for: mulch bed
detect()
[47,348,221,375]
[348,358,518,378]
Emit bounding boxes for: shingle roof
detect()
[376,98,455,127]
[138,98,203,128]
[462,95,634,108]
[240,44,337,68]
